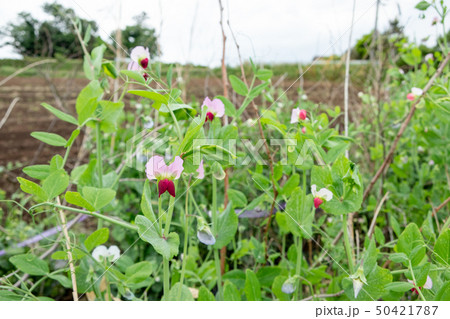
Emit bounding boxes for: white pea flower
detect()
[311,184,333,208]
[281,277,297,294]
[350,267,367,298]
[411,87,423,96]
[92,245,120,263]
[197,217,216,246]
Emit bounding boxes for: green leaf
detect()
[213,203,238,249]
[159,103,193,113]
[222,269,246,290]
[389,253,409,264]
[374,226,385,245]
[279,173,300,196]
[256,266,282,287]
[363,238,378,276]
[229,75,248,96]
[197,286,215,301]
[415,1,430,10]
[121,70,146,84]
[41,103,78,125]
[125,261,153,284]
[66,129,80,147]
[163,283,194,301]
[272,275,290,301]
[0,291,23,301]
[84,228,109,252]
[65,191,95,211]
[49,274,72,288]
[127,90,168,106]
[76,80,103,124]
[284,187,314,238]
[227,189,247,209]
[17,177,47,201]
[81,187,116,211]
[31,132,67,147]
[23,165,50,180]
[9,254,49,276]
[83,44,105,80]
[135,215,179,259]
[97,101,124,133]
[244,269,261,301]
[177,114,205,154]
[216,95,236,117]
[434,229,450,265]
[141,180,157,223]
[311,156,364,215]
[435,282,450,301]
[395,223,425,266]
[223,280,241,301]
[50,248,85,261]
[255,69,273,81]
[42,169,69,201]
[385,282,415,292]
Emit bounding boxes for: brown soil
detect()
[0,75,361,194]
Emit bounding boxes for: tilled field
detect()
[0,75,361,194]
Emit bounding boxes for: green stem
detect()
[163,257,170,299]
[211,176,223,299]
[158,196,163,234]
[409,260,426,301]
[179,188,190,292]
[295,236,303,300]
[342,214,355,274]
[96,122,103,230]
[51,203,136,231]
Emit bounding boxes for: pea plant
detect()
[1,2,450,301]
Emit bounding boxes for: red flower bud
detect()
[205,112,215,122]
[299,109,307,120]
[314,197,323,208]
[140,58,149,69]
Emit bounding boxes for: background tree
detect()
[1,2,102,58]
[111,13,159,58]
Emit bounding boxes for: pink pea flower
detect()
[311,184,333,208]
[301,127,306,134]
[128,46,150,70]
[424,53,434,62]
[432,17,440,26]
[146,155,184,197]
[407,87,423,101]
[290,108,307,124]
[408,276,432,295]
[196,159,205,179]
[203,97,225,122]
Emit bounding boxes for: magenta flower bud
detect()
[299,109,307,120]
[205,112,215,122]
[140,58,149,69]
[314,197,323,208]
[406,93,415,101]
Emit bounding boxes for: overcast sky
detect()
[0,0,441,66]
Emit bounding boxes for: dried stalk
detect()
[56,198,78,301]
